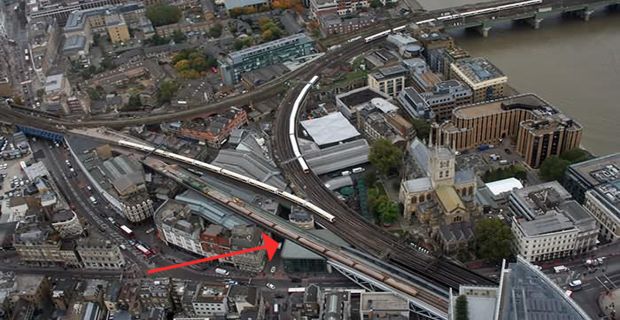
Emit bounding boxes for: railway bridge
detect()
[435,0,620,37]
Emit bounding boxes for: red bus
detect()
[119,225,134,238]
[135,244,153,257]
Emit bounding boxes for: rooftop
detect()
[370,65,408,81]
[336,86,387,108]
[568,153,620,187]
[303,139,369,175]
[300,112,360,146]
[451,57,506,87]
[486,178,524,197]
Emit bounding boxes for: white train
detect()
[363,0,543,41]
[117,139,336,222]
[288,75,319,174]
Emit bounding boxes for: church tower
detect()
[429,136,456,188]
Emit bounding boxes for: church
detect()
[398,130,478,232]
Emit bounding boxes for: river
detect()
[415,0,620,155]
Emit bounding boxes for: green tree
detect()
[124,94,143,111]
[376,196,399,225]
[560,148,591,164]
[86,87,101,100]
[539,156,570,181]
[146,4,182,27]
[370,0,383,8]
[455,295,469,320]
[172,30,186,43]
[147,34,170,45]
[474,218,513,264]
[208,23,223,38]
[369,139,403,176]
[410,117,431,140]
[482,165,527,183]
[36,88,45,98]
[158,80,179,104]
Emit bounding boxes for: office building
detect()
[398,80,472,122]
[319,14,373,36]
[356,98,410,145]
[563,153,620,203]
[335,86,390,119]
[178,107,248,148]
[450,57,507,103]
[76,238,126,270]
[360,292,409,319]
[509,181,598,262]
[367,65,408,97]
[219,34,314,85]
[26,0,126,24]
[105,12,130,43]
[230,225,266,272]
[437,94,583,168]
[155,199,210,257]
[28,18,61,83]
[583,180,620,242]
[190,284,228,317]
[50,210,84,238]
[440,46,470,79]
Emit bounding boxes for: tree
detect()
[370,0,383,8]
[146,4,182,27]
[174,59,191,71]
[147,34,170,46]
[369,139,403,176]
[539,156,570,181]
[158,80,178,104]
[474,218,513,264]
[172,30,186,43]
[86,87,101,100]
[482,165,527,183]
[124,94,143,111]
[560,148,591,164]
[376,196,399,225]
[208,23,223,38]
[455,295,469,320]
[410,117,431,140]
[36,88,45,98]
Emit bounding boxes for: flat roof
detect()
[568,153,620,188]
[301,112,360,146]
[486,178,524,196]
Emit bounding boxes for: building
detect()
[300,112,361,147]
[229,225,266,272]
[50,210,83,238]
[26,0,126,24]
[437,94,583,168]
[356,98,410,145]
[360,292,408,319]
[367,65,407,97]
[409,59,442,93]
[439,46,470,79]
[509,181,598,262]
[28,18,61,83]
[219,34,314,85]
[302,139,370,175]
[450,57,507,103]
[68,140,154,223]
[320,291,350,320]
[335,86,390,119]
[191,284,228,317]
[583,180,620,242]
[399,138,477,228]
[105,12,130,43]
[177,107,248,148]
[76,238,125,269]
[154,199,221,257]
[319,14,373,36]
[387,33,422,58]
[289,207,315,229]
[309,0,369,17]
[563,153,620,204]
[398,80,472,121]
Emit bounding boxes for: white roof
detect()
[486,177,524,196]
[370,98,399,114]
[44,74,64,93]
[301,112,360,146]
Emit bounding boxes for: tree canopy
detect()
[368,187,399,225]
[146,4,182,27]
[474,218,513,264]
[208,23,223,38]
[172,49,218,79]
[411,118,431,140]
[369,139,403,176]
[258,18,282,41]
[158,80,179,104]
[539,156,571,182]
[482,165,527,183]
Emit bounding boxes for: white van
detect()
[215,268,229,275]
[89,196,98,205]
[554,265,569,273]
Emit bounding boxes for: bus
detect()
[135,244,153,257]
[119,225,134,238]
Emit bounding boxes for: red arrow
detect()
[147,233,279,275]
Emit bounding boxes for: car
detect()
[266,283,276,290]
[270,266,276,273]
[504,148,512,155]
[86,186,92,191]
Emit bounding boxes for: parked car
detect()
[266,283,276,290]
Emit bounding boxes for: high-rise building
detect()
[450,57,507,103]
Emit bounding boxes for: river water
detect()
[415,0,620,155]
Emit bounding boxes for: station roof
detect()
[301,112,360,146]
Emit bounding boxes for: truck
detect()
[215,268,229,276]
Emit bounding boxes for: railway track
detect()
[270,40,495,292]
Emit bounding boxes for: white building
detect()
[154,199,208,257]
[51,210,84,238]
[191,284,228,317]
[583,181,620,242]
[509,181,598,262]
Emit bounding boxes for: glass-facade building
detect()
[219,33,315,85]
